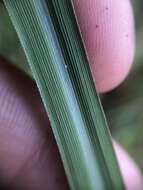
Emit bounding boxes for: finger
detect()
[0,59,69,190]
[73,0,135,92]
[114,142,143,190]
[0,60,142,190]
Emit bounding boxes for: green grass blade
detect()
[4,0,125,189]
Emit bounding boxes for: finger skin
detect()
[0,59,142,190]
[114,142,143,190]
[73,0,135,92]
[0,59,69,190]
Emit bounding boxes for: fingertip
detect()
[73,0,135,92]
[114,142,143,190]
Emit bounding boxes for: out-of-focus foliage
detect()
[0,0,143,171]
[0,2,29,72]
[132,0,143,27]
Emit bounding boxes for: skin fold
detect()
[0,0,142,189]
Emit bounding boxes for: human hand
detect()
[0,0,143,189]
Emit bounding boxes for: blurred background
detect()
[0,0,143,172]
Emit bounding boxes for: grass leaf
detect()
[4,0,125,189]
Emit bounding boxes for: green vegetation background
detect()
[0,1,143,171]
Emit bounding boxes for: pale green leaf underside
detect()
[4,0,125,189]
